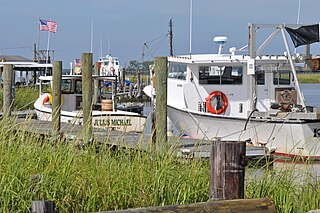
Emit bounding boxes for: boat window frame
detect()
[40,80,51,94]
[61,79,73,94]
[75,79,82,94]
[198,65,243,85]
[168,62,187,80]
[273,70,291,85]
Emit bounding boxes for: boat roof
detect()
[168,54,291,65]
[0,55,52,68]
[39,75,118,81]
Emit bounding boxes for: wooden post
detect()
[51,61,62,138]
[120,68,125,89]
[31,200,55,213]
[3,64,13,117]
[155,57,168,145]
[305,44,312,71]
[210,138,246,200]
[97,198,277,212]
[82,53,93,140]
[93,62,99,105]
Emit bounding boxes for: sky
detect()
[1,0,320,68]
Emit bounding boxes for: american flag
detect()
[39,19,58,33]
[48,21,58,33]
[39,19,49,31]
[74,59,82,67]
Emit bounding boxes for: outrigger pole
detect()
[248,23,306,111]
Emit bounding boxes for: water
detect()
[301,83,320,107]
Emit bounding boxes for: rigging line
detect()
[144,32,169,44]
[143,35,169,60]
[183,108,210,141]
[147,34,169,54]
[0,45,33,50]
[221,112,293,141]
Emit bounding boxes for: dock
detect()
[12,116,270,161]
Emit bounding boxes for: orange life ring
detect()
[206,91,228,114]
[42,95,50,106]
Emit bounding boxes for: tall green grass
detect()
[0,86,39,111]
[297,72,320,83]
[1,118,320,212]
[0,118,209,212]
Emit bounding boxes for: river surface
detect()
[143,83,320,181]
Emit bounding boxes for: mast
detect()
[169,18,173,56]
[189,0,193,58]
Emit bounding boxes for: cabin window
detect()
[61,79,73,94]
[75,80,82,94]
[168,63,187,80]
[256,71,265,85]
[273,70,291,85]
[199,66,242,85]
[41,80,51,94]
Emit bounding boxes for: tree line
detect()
[126,60,154,75]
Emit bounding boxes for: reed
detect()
[0,86,39,111]
[0,120,209,212]
[297,72,320,83]
[1,119,320,212]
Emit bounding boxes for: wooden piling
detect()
[31,200,55,213]
[51,61,62,137]
[93,62,99,105]
[210,138,246,200]
[3,64,13,117]
[82,53,93,139]
[98,198,277,213]
[155,57,168,145]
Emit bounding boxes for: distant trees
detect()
[126,60,154,75]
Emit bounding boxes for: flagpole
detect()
[45,31,51,75]
[37,17,40,62]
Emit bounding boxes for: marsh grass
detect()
[0,118,209,212]
[297,72,320,83]
[1,118,320,212]
[0,86,39,111]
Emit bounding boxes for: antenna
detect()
[294,0,302,54]
[213,36,228,55]
[107,36,111,55]
[169,17,173,56]
[189,0,193,58]
[99,35,103,58]
[90,18,93,53]
[297,0,301,24]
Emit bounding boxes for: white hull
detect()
[168,105,320,159]
[34,98,147,133]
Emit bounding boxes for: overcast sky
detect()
[1,0,320,68]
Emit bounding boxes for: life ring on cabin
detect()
[206,91,228,114]
[42,94,50,106]
[110,67,115,73]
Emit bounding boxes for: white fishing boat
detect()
[34,75,147,132]
[98,54,121,76]
[149,23,320,159]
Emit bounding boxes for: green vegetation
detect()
[0,118,320,212]
[0,86,39,111]
[297,72,320,83]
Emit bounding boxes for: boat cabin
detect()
[39,75,118,112]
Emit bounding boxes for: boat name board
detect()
[93,118,132,127]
